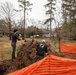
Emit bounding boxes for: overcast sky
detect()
[0,0,47,20]
[0,0,62,28]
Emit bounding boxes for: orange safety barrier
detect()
[7,54,76,75]
[60,42,76,54]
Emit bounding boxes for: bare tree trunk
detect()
[22,0,26,40]
[8,18,12,40]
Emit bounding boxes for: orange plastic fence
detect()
[60,42,76,54]
[7,54,76,75]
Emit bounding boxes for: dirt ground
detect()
[0,37,76,75]
[0,37,52,75]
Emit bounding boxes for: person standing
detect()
[11,29,20,59]
[34,40,48,62]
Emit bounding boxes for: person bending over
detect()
[34,40,47,62]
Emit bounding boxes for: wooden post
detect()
[0,51,2,60]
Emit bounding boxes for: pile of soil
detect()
[0,39,51,75]
[0,39,76,75]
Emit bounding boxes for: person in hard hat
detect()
[34,39,47,62]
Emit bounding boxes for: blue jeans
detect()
[11,42,16,59]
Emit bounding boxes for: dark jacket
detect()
[11,33,20,43]
[36,43,47,56]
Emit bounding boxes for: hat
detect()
[42,39,46,42]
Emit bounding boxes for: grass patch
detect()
[0,37,22,60]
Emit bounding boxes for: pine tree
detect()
[44,0,56,37]
[18,0,32,39]
[61,0,76,39]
